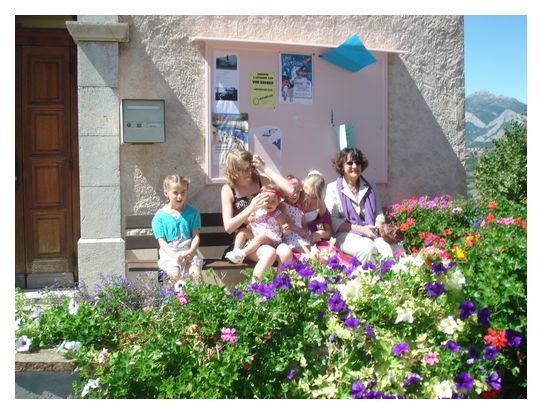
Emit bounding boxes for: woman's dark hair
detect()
[331,147,369,175]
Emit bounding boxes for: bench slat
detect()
[125,213,224,230]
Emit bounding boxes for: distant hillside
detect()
[466,91,526,148]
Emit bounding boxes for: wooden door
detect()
[15,29,79,279]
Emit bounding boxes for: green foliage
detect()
[474,121,527,204]
[15,195,526,398]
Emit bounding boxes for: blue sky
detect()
[465,15,527,103]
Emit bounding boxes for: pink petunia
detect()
[220,327,238,344]
[423,351,439,365]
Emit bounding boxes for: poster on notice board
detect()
[279,53,313,105]
[214,51,240,114]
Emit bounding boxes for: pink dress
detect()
[248,209,283,246]
[281,203,310,250]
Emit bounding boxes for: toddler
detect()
[225,184,287,264]
[151,175,203,284]
[302,170,333,243]
[279,175,311,253]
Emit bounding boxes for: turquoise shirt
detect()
[152,204,201,243]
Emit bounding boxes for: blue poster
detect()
[279,53,313,105]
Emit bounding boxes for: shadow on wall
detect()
[382,54,466,206]
[119,16,216,224]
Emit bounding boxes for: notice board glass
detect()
[201,38,389,185]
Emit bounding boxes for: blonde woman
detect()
[221,147,295,281]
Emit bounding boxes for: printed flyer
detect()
[250,71,275,108]
[213,51,240,114]
[279,53,313,105]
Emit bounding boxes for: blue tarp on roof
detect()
[320,35,376,72]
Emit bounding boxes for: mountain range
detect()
[466,91,526,148]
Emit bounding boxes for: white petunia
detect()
[15,336,31,352]
[446,269,466,290]
[68,297,79,315]
[433,380,453,399]
[81,378,100,397]
[174,280,186,293]
[391,262,408,274]
[337,279,361,302]
[395,306,414,324]
[438,316,459,335]
[15,318,21,331]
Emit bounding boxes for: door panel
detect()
[17,37,77,276]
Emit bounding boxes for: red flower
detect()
[480,390,500,399]
[418,231,429,240]
[486,213,495,223]
[400,223,410,232]
[488,200,497,209]
[521,220,527,229]
[483,328,508,350]
[406,217,416,226]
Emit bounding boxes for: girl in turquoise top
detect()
[152,175,203,284]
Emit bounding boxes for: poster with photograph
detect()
[214,51,240,113]
[211,113,249,175]
[279,53,313,105]
[251,71,275,108]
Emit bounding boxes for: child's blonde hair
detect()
[163,175,190,192]
[223,147,259,186]
[303,169,326,205]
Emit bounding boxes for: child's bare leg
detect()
[166,266,181,287]
[235,227,253,248]
[189,261,203,284]
[243,234,273,257]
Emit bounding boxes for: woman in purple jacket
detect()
[324,147,394,263]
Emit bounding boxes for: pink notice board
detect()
[202,38,388,185]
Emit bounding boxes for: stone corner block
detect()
[66,21,129,43]
[77,238,126,289]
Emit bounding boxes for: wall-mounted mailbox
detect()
[121,99,165,143]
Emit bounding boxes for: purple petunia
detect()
[351,380,366,399]
[466,346,479,365]
[344,316,360,330]
[364,323,376,339]
[404,373,422,387]
[441,340,461,353]
[307,279,327,295]
[458,300,476,320]
[431,262,448,275]
[286,368,295,382]
[328,290,346,313]
[425,282,446,298]
[327,255,342,270]
[362,261,376,271]
[249,282,276,302]
[477,308,491,326]
[484,345,499,361]
[380,259,395,273]
[349,256,362,268]
[392,342,410,356]
[297,266,314,279]
[505,329,522,348]
[272,275,292,290]
[228,289,243,301]
[454,371,474,393]
[485,372,501,391]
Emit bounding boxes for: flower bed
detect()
[15,195,526,399]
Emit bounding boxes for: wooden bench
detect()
[125,213,253,279]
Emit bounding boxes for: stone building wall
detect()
[118,15,465,216]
